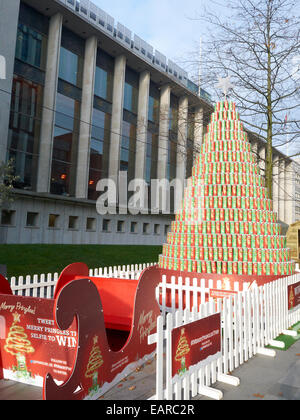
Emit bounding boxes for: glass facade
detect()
[15,23,47,69]
[8,76,43,191]
[148,95,159,124]
[59,46,82,87]
[186,111,195,178]
[145,131,158,184]
[94,66,113,102]
[147,83,160,183]
[88,108,111,200]
[90,50,114,200]
[124,82,138,114]
[50,93,80,196]
[7,5,200,208]
[120,121,136,181]
[168,97,178,181]
[121,68,139,184]
[7,8,48,192]
[124,67,139,115]
[94,48,114,102]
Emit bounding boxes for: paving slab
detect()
[1,340,300,401]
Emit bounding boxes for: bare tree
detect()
[188,0,300,199]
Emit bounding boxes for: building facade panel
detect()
[0,0,298,248]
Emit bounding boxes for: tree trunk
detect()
[266,14,273,201]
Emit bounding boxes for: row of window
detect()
[0,210,170,236]
[9,12,196,203]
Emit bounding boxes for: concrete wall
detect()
[0,193,171,245]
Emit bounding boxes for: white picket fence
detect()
[6,260,300,400]
[8,263,300,299]
[9,263,156,298]
[156,275,251,321]
[149,273,300,400]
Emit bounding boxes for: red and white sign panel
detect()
[209,289,238,300]
[171,313,221,379]
[0,296,77,386]
[288,281,300,311]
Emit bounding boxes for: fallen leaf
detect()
[129,376,135,380]
[129,386,136,391]
[117,384,123,388]
[253,393,264,399]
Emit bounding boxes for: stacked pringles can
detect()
[159,100,295,277]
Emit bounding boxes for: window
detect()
[143,223,150,234]
[165,225,170,235]
[26,212,39,227]
[120,121,136,179]
[15,23,47,69]
[145,131,158,185]
[169,104,178,132]
[154,224,160,235]
[1,210,15,226]
[102,219,111,232]
[48,214,59,228]
[50,93,80,196]
[8,75,44,191]
[130,222,138,233]
[86,218,96,231]
[117,220,125,233]
[148,95,159,123]
[88,109,111,200]
[124,82,138,114]
[59,46,81,87]
[186,112,195,178]
[68,216,78,230]
[168,132,177,182]
[167,98,178,182]
[94,67,108,100]
[94,66,113,102]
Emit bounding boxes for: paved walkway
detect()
[1,340,300,400]
[214,340,300,400]
[103,339,300,401]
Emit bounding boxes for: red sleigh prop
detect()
[0,264,161,400]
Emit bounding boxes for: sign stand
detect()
[148,305,240,401]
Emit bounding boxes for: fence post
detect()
[165,312,173,400]
[156,315,164,400]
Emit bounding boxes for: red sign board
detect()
[288,281,300,311]
[209,289,238,300]
[171,313,221,379]
[0,296,77,386]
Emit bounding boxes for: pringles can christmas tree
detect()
[159,100,294,287]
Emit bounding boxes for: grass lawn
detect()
[267,322,300,351]
[0,245,162,278]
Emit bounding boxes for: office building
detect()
[0,0,298,245]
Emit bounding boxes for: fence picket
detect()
[166,313,173,400]
[8,262,155,299]
[149,273,300,401]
